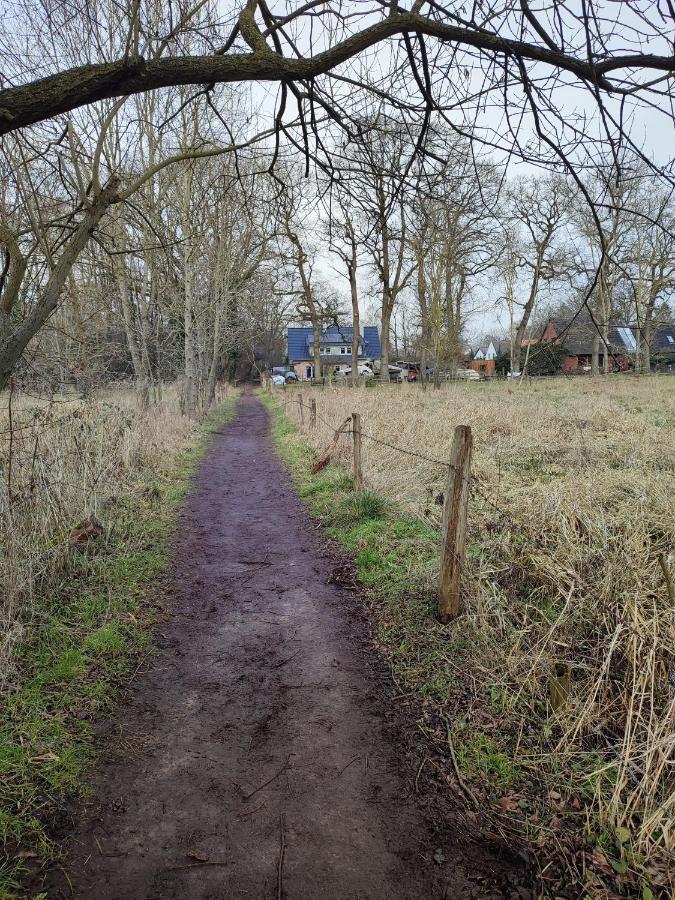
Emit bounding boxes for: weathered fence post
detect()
[352,412,363,492]
[309,398,316,429]
[438,425,473,623]
[299,393,304,426]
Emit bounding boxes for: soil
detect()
[43,391,532,899]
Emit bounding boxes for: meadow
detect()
[274,375,674,896]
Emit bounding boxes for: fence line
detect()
[277,393,484,621]
[274,389,599,621]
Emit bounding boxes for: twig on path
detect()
[336,755,360,778]
[56,866,74,895]
[276,813,286,900]
[239,553,271,586]
[273,649,302,669]
[243,756,291,801]
[415,756,429,793]
[166,861,229,870]
[236,799,268,819]
[441,715,479,808]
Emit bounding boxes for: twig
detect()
[273,649,302,669]
[276,813,286,900]
[243,756,290,801]
[415,756,428,793]
[167,861,229,870]
[336,755,360,777]
[441,715,479,808]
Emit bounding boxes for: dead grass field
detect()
[279,375,674,892]
[0,385,199,686]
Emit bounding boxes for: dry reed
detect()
[283,376,674,878]
[0,385,196,689]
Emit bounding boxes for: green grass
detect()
[0,392,239,898]
[342,489,388,521]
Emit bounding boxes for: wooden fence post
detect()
[438,425,473,623]
[352,412,363,492]
[299,393,304,426]
[309,398,316,429]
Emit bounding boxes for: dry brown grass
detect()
[282,376,674,880]
[0,384,201,688]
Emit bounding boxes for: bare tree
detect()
[508,176,570,375]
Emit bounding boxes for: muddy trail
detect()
[45,391,530,899]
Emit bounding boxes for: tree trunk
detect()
[181,163,198,416]
[380,299,392,383]
[0,180,119,392]
[350,272,360,386]
[312,319,322,381]
[112,213,150,406]
[204,309,220,410]
[591,333,600,376]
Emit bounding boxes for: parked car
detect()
[284,372,299,383]
[337,364,374,379]
[272,374,286,386]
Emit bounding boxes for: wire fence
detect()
[277,391,531,538]
[272,387,600,613]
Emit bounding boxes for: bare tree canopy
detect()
[0,0,674,149]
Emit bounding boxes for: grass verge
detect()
[261,389,670,900]
[0,391,239,898]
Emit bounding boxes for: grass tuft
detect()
[342,489,388,521]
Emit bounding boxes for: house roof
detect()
[287,325,381,361]
[544,316,640,356]
[653,325,675,353]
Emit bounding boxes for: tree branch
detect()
[0,12,672,136]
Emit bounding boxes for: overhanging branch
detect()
[0,11,673,136]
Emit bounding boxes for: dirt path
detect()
[46,392,529,899]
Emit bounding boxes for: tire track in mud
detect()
[45,390,530,899]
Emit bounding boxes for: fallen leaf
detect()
[30,753,58,764]
[432,848,445,865]
[498,795,518,812]
[591,847,614,876]
[187,849,210,862]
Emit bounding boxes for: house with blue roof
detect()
[287,324,382,380]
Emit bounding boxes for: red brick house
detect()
[530,316,638,372]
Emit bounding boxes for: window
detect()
[340,346,349,354]
[617,327,637,351]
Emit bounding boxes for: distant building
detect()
[528,317,675,372]
[468,340,498,375]
[287,325,382,380]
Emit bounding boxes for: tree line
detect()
[1,0,674,408]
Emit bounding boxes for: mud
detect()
[44,392,531,899]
